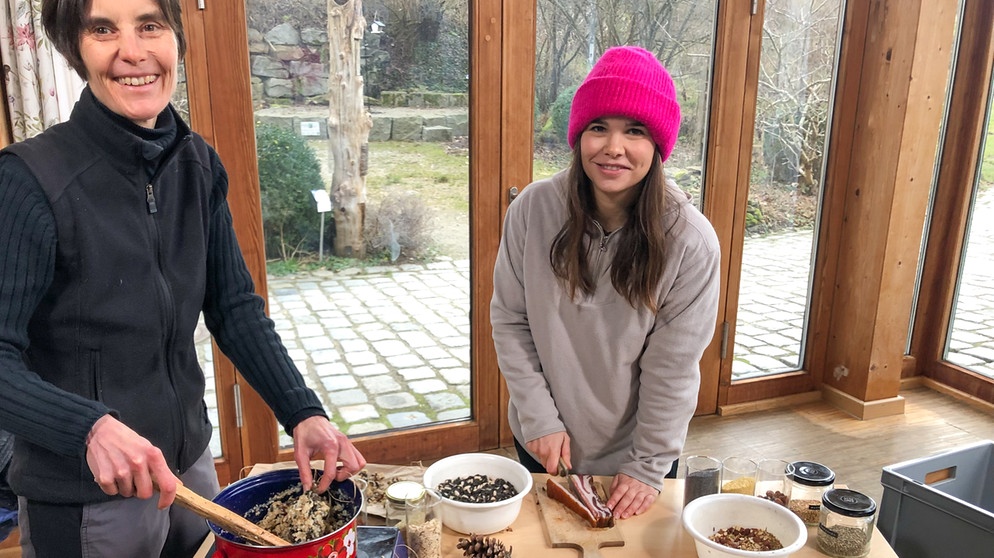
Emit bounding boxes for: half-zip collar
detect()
[70,86,189,182]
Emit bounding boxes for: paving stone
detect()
[315,362,350,376]
[399,331,436,348]
[438,367,470,385]
[352,363,390,377]
[429,358,462,369]
[372,339,410,356]
[302,336,335,351]
[387,411,431,428]
[375,392,418,409]
[339,404,380,423]
[321,375,358,391]
[408,378,447,394]
[330,327,360,340]
[362,328,397,341]
[344,351,377,366]
[310,349,341,364]
[348,422,389,435]
[397,367,438,381]
[425,392,465,411]
[328,389,369,406]
[437,409,471,421]
[415,346,451,360]
[386,354,425,368]
[361,375,402,394]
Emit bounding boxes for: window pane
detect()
[532,0,717,208]
[733,0,844,380]
[945,75,994,378]
[221,0,471,450]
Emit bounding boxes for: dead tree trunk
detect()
[328,0,371,257]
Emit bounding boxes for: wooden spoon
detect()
[172,484,291,547]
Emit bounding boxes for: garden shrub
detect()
[255,122,325,260]
[548,85,578,144]
[364,192,435,261]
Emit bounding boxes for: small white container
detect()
[421,453,533,535]
[682,493,808,557]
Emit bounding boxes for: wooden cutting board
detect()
[534,479,625,557]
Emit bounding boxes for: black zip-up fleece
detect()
[0,88,326,504]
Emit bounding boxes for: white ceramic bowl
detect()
[422,453,533,535]
[682,493,807,557]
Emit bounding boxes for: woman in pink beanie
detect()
[491,46,721,519]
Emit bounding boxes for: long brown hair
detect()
[549,146,674,313]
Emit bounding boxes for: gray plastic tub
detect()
[879,441,994,558]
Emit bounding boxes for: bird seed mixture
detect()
[435,474,518,503]
[708,526,784,551]
[252,483,355,544]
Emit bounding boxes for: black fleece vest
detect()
[4,95,215,503]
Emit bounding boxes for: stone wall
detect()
[255,106,468,143]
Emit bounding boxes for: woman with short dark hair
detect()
[0,0,366,555]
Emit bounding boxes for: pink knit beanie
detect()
[567,46,682,162]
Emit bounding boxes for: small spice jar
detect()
[384,481,426,528]
[817,488,876,558]
[787,461,835,525]
[405,489,443,558]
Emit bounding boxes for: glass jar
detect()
[384,481,426,528]
[405,490,442,558]
[817,488,876,558]
[787,461,835,525]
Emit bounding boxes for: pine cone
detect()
[456,534,513,557]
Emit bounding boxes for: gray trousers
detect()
[18,447,220,558]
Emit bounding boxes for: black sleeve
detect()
[199,150,327,436]
[0,154,112,458]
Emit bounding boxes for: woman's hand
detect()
[607,473,659,519]
[85,414,179,510]
[292,416,367,493]
[526,432,571,475]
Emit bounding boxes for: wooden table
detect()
[437,474,898,557]
[199,464,898,558]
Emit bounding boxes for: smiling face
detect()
[79,0,178,128]
[579,117,658,211]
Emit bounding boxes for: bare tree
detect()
[755,0,842,196]
[329,0,373,257]
[535,0,587,113]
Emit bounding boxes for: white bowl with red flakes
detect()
[682,493,807,557]
[422,453,533,535]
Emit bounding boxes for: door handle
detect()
[509,186,519,202]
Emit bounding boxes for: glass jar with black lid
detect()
[787,460,835,525]
[818,488,876,558]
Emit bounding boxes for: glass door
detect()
[944,83,994,377]
[186,0,516,476]
[733,0,845,381]
[912,0,994,399]
[241,0,474,449]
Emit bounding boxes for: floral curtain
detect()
[0,0,85,142]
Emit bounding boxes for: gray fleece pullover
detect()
[490,170,720,490]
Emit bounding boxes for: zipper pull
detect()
[600,236,607,252]
[146,183,158,214]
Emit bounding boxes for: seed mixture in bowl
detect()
[435,474,518,503]
[708,526,784,551]
[252,483,355,544]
